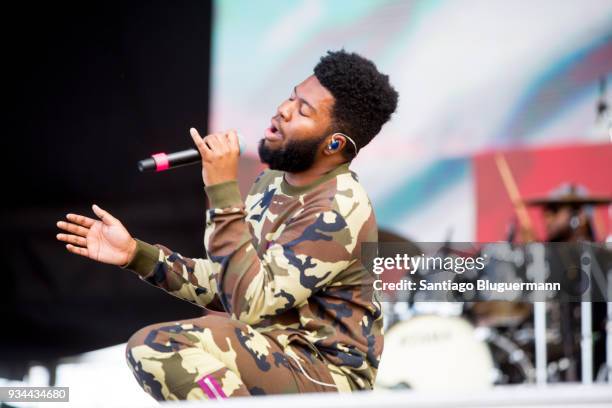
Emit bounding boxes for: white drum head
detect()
[376,315,494,390]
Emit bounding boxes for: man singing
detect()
[56,50,398,400]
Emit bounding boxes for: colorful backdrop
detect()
[209,0,612,241]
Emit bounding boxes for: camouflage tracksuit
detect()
[122,162,383,400]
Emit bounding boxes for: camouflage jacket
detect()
[123,162,383,390]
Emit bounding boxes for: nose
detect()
[277,99,293,122]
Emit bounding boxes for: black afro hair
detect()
[313,49,398,159]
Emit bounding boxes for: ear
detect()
[322,133,347,156]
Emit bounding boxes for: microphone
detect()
[138,132,246,172]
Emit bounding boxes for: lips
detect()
[264,119,283,142]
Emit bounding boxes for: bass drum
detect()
[376,315,494,390]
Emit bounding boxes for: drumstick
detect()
[494,153,535,239]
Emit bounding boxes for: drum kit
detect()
[375,189,612,390]
[376,243,537,390]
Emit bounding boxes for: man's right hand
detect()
[56,204,137,266]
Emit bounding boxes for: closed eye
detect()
[289,94,308,116]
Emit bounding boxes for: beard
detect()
[258,134,326,172]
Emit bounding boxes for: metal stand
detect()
[581,249,593,384]
[607,268,612,383]
[534,301,547,385]
[530,243,548,385]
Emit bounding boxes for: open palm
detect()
[56,204,136,266]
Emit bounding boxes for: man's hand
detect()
[56,204,137,266]
[190,128,240,186]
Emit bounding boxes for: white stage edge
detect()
[164,384,612,408]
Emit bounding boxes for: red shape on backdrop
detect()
[474,143,612,242]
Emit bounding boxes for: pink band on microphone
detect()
[152,153,169,172]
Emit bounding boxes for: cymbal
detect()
[525,194,612,207]
[524,183,612,207]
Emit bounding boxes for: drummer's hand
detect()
[190,128,240,186]
[56,204,137,266]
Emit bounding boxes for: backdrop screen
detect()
[210,0,612,241]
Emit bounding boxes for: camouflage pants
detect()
[125,315,351,400]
